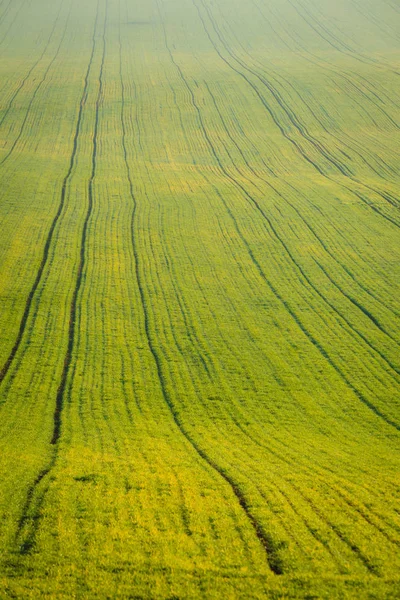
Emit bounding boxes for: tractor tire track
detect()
[287,0,400,76]
[0,0,77,386]
[289,480,380,575]
[0,0,64,130]
[0,0,72,167]
[15,0,104,553]
[200,40,398,304]
[122,3,283,575]
[51,0,106,446]
[233,42,400,204]
[201,75,400,347]
[303,0,400,73]
[149,59,290,395]
[161,0,400,432]
[231,411,400,565]
[196,0,353,177]
[207,417,380,574]
[195,0,400,229]
[193,0,328,178]
[200,72,400,378]
[253,0,400,125]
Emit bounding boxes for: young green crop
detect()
[0,0,399,597]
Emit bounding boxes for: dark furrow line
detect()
[254,0,400,115]
[202,79,274,184]
[291,0,364,54]
[170,466,193,538]
[332,485,400,549]
[270,178,400,337]
[96,215,122,455]
[313,258,400,364]
[300,208,400,330]
[112,20,141,425]
[133,99,286,573]
[154,68,282,391]
[226,440,336,569]
[253,483,339,571]
[199,0,400,224]
[257,63,388,180]
[197,0,352,177]
[136,152,217,381]
[15,0,104,552]
[201,0,400,230]
[250,483,305,566]
[288,480,380,575]
[203,83,396,369]
[156,18,286,386]
[309,200,400,306]
[229,412,400,526]
[161,72,284,380]
[238,369,400,500]
[0,1,72,167]
[288,0,399,75]
[0,0,76,386]
[144,147,289,411]
[51,0,106,446]
[264,67,398,175]
[198,0,400,228]
[175,198,270,390]
[122,4,282,576]
[139,175,210,396]
[165,1,400,432]
[158,0,398,568]
[353,178,400,210]
[242,434,400,561]
[244,190,400,384]
[192,8,400,430]
[303,0,400,74]
[272,484,348,574]
[156,191,214,379]
[202,73,399,347]
[0,0,64,129]
[222,427,376,573]
[194,0,327,178]
[385,0,400,13]
[0,0,8,16]
[340,181,400,229]
[349,0,400,42]
[0,0,27,49]
[275,75,400,204]
[17,462,55,554]
[203,46,383,290]
[242,212,400,427]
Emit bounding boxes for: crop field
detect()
[0,0,399,597]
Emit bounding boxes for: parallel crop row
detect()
[0,0,398,597]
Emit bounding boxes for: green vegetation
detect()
[0,0,399,597]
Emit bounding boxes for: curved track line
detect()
[0,0,89,387]
[15,0,104,553]
[163,0,400,432]
[0,0,72,167]
[122,2,283,575]
[195,0,400,229]
[0,0,64,130]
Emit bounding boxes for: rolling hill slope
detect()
[0,0,399,597]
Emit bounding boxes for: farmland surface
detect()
[0,0,399,597]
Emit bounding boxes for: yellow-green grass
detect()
[0,0,399,597]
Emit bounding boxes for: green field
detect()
[0,0,399,597]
